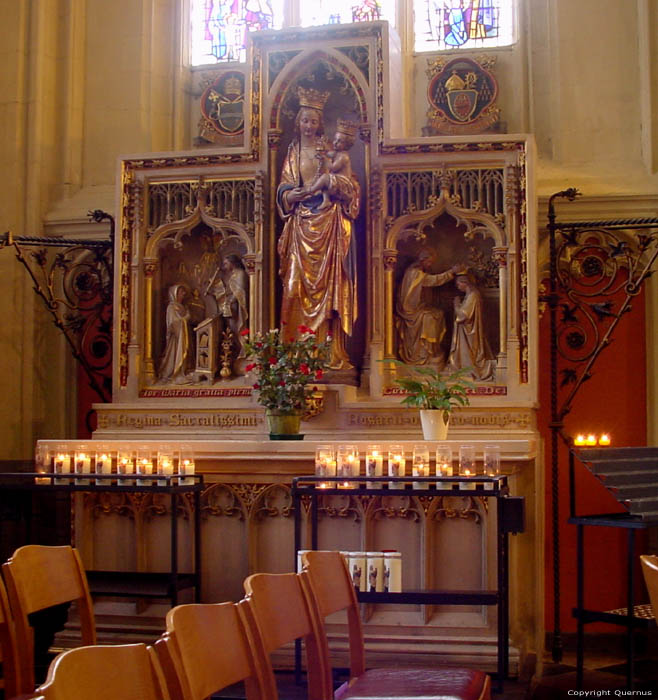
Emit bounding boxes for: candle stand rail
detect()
[292,474,525,692]
[0,471,203,607]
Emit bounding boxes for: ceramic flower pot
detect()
[266,411,303,440]
[419,410,449,441]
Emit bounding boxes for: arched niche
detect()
[382,177,509,382]
[264,49,371,366]
[142,189,257,385]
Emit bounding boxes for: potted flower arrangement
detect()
[390,361,473,440]
[243,326,331,439]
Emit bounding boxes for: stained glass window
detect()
[299,0,395,28]
[190,0,514,66]
[414,0,514,53]
[190,0,283,65]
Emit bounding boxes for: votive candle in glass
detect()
[435,445,453,478]
[483,444,500,490]
[117,451,135,483]
[388,445,405,489]
[179,447,196,486]
[35,443,51,485]
[95,446,112,486]
[137,448,154,487]
[315,444,335,484]
[365,445,383,489]
[54,445,71,485]
[157,447,174,486]
[412,444,430,490]
[337,445,359,488]
[459,444,476,489]
[74,445,92,485]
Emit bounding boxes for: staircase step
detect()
[597,471,658,486]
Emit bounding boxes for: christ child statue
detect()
[304,119,358,211]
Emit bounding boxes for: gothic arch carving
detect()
[268,49,369,130]
[385,176,506,253]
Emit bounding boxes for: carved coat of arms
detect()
[197,71,246,146]
[425,56,500,136]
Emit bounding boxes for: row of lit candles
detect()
[573,433,611,446]
[35,445,196,486]
[315,444,501,490]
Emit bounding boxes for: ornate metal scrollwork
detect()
[549,209,658,418]
[545,189,658,662]
[0,212,114,421]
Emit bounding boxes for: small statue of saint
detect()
[395,250,458,365]
[158,284,192,383]
[448,270,496,381]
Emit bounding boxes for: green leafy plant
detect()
[243,325,330,414]
[389,360,474,421]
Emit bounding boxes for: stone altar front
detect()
[39,437,540,674]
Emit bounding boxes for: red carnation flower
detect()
[279,380,286,386]
[300,363,310,375]
[240,328,250,336]
[315,369,323,380]
[268,357,277,365]
[253,383,260,389]
[245,363,256,372]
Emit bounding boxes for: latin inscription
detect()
[101,413,263,429]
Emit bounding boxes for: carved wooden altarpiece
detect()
[96,21,537,442]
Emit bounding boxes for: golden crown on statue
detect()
[336,118,358,138]
[297,87,330,111]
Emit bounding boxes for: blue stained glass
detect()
[415,0,511,53]
[191,0,277,65]
[444,8,468,46]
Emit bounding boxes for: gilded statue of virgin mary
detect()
[276,87,360,370]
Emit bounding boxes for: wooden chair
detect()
[640,554,658,616]
[0,574,21,699]
[2,545,96,694]
[301,550,491,700]
[158,601,267,700]
[243,572,332,700]
[35,643,170,700]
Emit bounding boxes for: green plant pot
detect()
[266,411,303,439]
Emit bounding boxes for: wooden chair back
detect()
[640,554,658,615]
[36,643,170,700]
[0,573,21,698]
[151,634,187,700]
[2,545,96,693]
[163,601,265,700]
[300,550,365,679]
[243,572,331,700]
[301,551,491,700]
